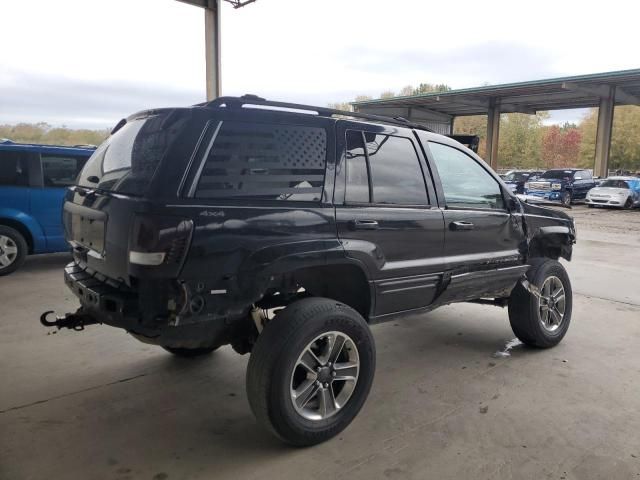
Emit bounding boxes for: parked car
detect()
[586,176,640,208]
[502,170,543,194]
[525,168,596,206]
[0,140,94,275]
[41,96,576,445]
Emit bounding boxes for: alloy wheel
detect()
[0,235,18,268]
[537,276,566,332]
[290,331,360,421]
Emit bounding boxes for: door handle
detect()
[450,221,474,231]
[349,219,379,230]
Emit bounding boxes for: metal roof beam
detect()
[435,95,490,110]
[561,82,640,105]
[498,103,537,114]
[614,87,640,105]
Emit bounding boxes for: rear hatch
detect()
[64,109,197,285]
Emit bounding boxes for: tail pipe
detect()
[40,309,100,331]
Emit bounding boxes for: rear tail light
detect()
[129,215,193,270]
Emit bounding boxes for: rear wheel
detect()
[0,226,27,276]
[508,259,572,348]
[246,297,375,446]
[162,346,217,357]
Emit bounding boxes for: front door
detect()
[335,123,445,317]
[424,141,526,302]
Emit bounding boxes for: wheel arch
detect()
[0,216,36,254]
[528,226,575,262]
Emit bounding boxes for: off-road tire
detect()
[0,226,28,276]
[162,346,218,357]
[508,259,572,348]
[246,297,375,446]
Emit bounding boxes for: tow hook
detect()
[40,309,100,331]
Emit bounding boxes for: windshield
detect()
[77,112,186,195]
[540,170,574,180]
[600,179,630,189]
[504,172,530,181]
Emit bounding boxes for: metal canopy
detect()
[352,69,640,117]
[353,68,640,176]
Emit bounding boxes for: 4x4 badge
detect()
[199,210,225,217]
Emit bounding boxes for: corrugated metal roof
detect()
[353,68,640,118]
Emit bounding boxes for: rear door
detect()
[335,122,445,317]
[30,153,88,251]
[421,138,527,302]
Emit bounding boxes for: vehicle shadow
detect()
[20,252,71,273]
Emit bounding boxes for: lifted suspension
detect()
[40,309,101,331]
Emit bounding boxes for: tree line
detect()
[0,122,110,147]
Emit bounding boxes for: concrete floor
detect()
[1,205,639,480]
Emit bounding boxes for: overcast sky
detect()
[1,0,639,129]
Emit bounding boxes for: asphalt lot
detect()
[1,205,639,480]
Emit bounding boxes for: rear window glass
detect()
[194,122,327,201]
[77,113,186,195]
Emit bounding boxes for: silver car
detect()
[586,176,640,209]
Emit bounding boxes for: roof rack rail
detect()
[201,95,433,132]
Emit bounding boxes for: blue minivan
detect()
[0,140,95,275]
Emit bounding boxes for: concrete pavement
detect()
[1,206,639,480]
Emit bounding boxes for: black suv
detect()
[42,96,576,446]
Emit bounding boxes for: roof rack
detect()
[201,95,433,132]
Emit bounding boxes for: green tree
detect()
[497,112,548,168]
[379,90,395,99]
[579,106,640,171]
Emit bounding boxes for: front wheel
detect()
[624,197,633,209]
[246,297,375,446]
[561,191,572,206]
[508,259,572,348]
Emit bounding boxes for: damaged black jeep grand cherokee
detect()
[42,95,576,446]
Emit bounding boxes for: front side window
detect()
[344,131,428,205]
[0,151,29,186]
[428,142,505,210]
[195,122,327,201]
[42,155,87,187]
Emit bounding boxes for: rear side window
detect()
[78,112,187,195]
[42,154,87,187]
[194,122,327,201]
[0,151,29,186]
[344,131,428,205]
